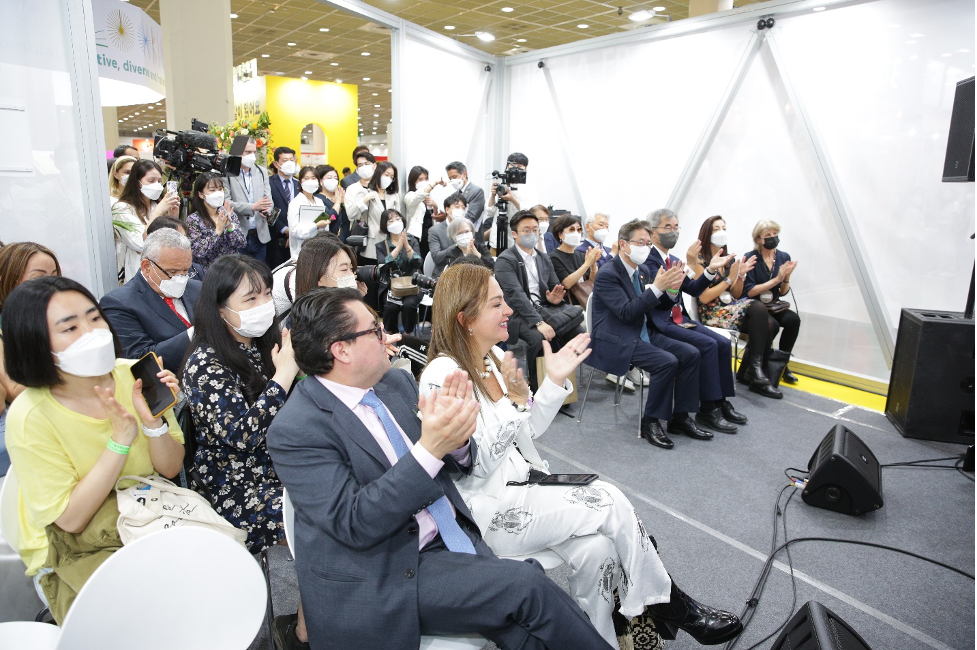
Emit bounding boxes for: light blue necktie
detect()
[633,271,651,343]
[359,391,476,554]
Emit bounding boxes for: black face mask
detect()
[763,235,780,250]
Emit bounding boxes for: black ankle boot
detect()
[644,582,742,646]
[745,357,770,386]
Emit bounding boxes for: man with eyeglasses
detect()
[100,228,202,372]
[267,288,611,650]
[644,208,748,436]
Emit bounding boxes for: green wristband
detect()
[106,439,131,455]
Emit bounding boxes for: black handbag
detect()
[765,300,791,315]
[537,302,584,338]
[765,349,792,388]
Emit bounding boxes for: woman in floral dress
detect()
[185,172,247,269]
[181,254,300,550]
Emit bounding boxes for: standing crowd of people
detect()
[0,139,806,650]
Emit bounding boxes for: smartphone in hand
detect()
[165,180,179,196]
[130,352,177,418]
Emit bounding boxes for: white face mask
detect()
[593,228,609,243]
[449,177,464,190]
[327,273,357,289]
[204,191,224,208]
[241,153,256,169]
[280,160,297,176]
[53,328,116,378]
[379,175,394,190]
[415,180,430,193]
[711,230,728,247]
[141,182,164,201]
[563,231,581,247]
[119,174,129,186]
[224,299,276,338]
[455,232,474,249]
[357,164,375,180]
[156,271,190,299]
[387,220,404,235]
[322,178,339,193]
[628,245,651,266]
[449,208,466,220]
[538,221,549,233]
[301,179,320,194]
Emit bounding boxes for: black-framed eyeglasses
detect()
[338,320,383,343]
[150,259,197,280]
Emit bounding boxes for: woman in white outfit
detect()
[344,158,403,262]
[419,263,742,648]
[286,165,328,261]
[111,159,179,283]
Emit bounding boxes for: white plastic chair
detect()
[0,466,21,553]
[683,293,745,358]
[0,526,268,649]
[283,491,565,650]
[0,620,59,649]
[423,252,436,277]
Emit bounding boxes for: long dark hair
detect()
[294,237,357,296]
[182,255,281,403]
[407,165,428,192]
[4,277,121,388]
[368,161,398,194]
[116,159,163,223]
[189,172,225,230]
[697,215,728,261]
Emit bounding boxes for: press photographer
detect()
[486,152,531,251]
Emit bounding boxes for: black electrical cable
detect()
[881,456,960,467]
[956,457,976,483]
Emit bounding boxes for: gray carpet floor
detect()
[252,371,974,650]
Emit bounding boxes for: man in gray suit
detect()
[445,161,485,229]
[223,137,274,263]
[267,288,610,650]
[427,191,468,269]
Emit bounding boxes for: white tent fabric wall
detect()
[402,36,494,191]
[502,0,975,383]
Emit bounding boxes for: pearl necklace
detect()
[478,355,492,379]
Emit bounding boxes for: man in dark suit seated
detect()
[428,192,467,270]
[100,229,201,373]
[494,210,584,394]
[591,219,710,449]
[644,208,749,434]
[266,288,611,650]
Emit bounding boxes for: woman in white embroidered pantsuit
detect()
[420,263,742,648]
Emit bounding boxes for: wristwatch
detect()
[142,420,170,438]
[536,320,544,327]
[723,276,733,286]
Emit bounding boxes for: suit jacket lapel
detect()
[134,273,186,330]
[303,379,391,469]
[533,254,547,293]
[615,256,638,299]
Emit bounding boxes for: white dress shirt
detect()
[516,245,542,302]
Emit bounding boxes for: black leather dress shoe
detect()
[781,367,799,384]
[695,408,737,434]
[720,400,748,425]
[750,382,783,399]
[645,583,743,646]
[668,415,713,440]
[641,418,674,449]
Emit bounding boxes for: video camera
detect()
[491,165,528,251]
[153,119,242,180]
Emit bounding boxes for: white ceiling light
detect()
[319,28,329,32]
[230,13,238,18]
[476,32,495,41]
[374,104,380,107]
[652,5,665,10]
[305,71,313,75]
[118,119,123,123]
[629,10,655,21]
[261,54,270,58]
[361,52,370,56]
[501,6,513,11]
[301,76,308,80]
[372,92,378,96]
[331,62,338,66]
[363,77,370,81]
[445,25,455,30]
[287,42,296,46]
[577,24,589,29]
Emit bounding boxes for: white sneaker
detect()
[605,374,636,392]
[627,367,650,386]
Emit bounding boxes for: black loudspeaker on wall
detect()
[885,309,975,444]
[802,425,883,516]
[942,76,975,182]
[771,601,874,650]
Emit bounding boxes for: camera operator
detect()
[223,137,274,263]
[112,159,180,283]
[376,209,423,336]
[435,216,495,276]
[486,153,532,250]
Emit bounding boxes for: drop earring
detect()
[468,327,474,336]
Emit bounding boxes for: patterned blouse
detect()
[186,211,247,269]
[183,343,286,551]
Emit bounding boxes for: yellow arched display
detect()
[264,76,358,171]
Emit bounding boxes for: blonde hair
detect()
[752,219,781,251]
[427,263,501,400]
[108,155,138,198]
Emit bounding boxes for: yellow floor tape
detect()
[733,361,886,412]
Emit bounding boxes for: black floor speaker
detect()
[802,425,883,516]
[885,309,975,444]
[942,76,975,182]
[771,601,874,650]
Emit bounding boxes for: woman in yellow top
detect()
[3,276,184,590]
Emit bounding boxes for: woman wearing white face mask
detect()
[404,166,446,258]
[435,215,495,276]
[4,276,185,621]
[111,159,181,284]
[375,209,423,336]
[345,160,403,263]
[313,164,343,235]
[286,165,330,261]
[107,155,136,202]
[181,254,299,551]
[185,172,247,269]
[549,215,602,307]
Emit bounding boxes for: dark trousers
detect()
[382,292,422,335]
[417,540,612,649]
[658,322,735,402]
[508,320,583,393]
[633,331,700,421]
[243,229,267,264]
[771,308,801,353]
